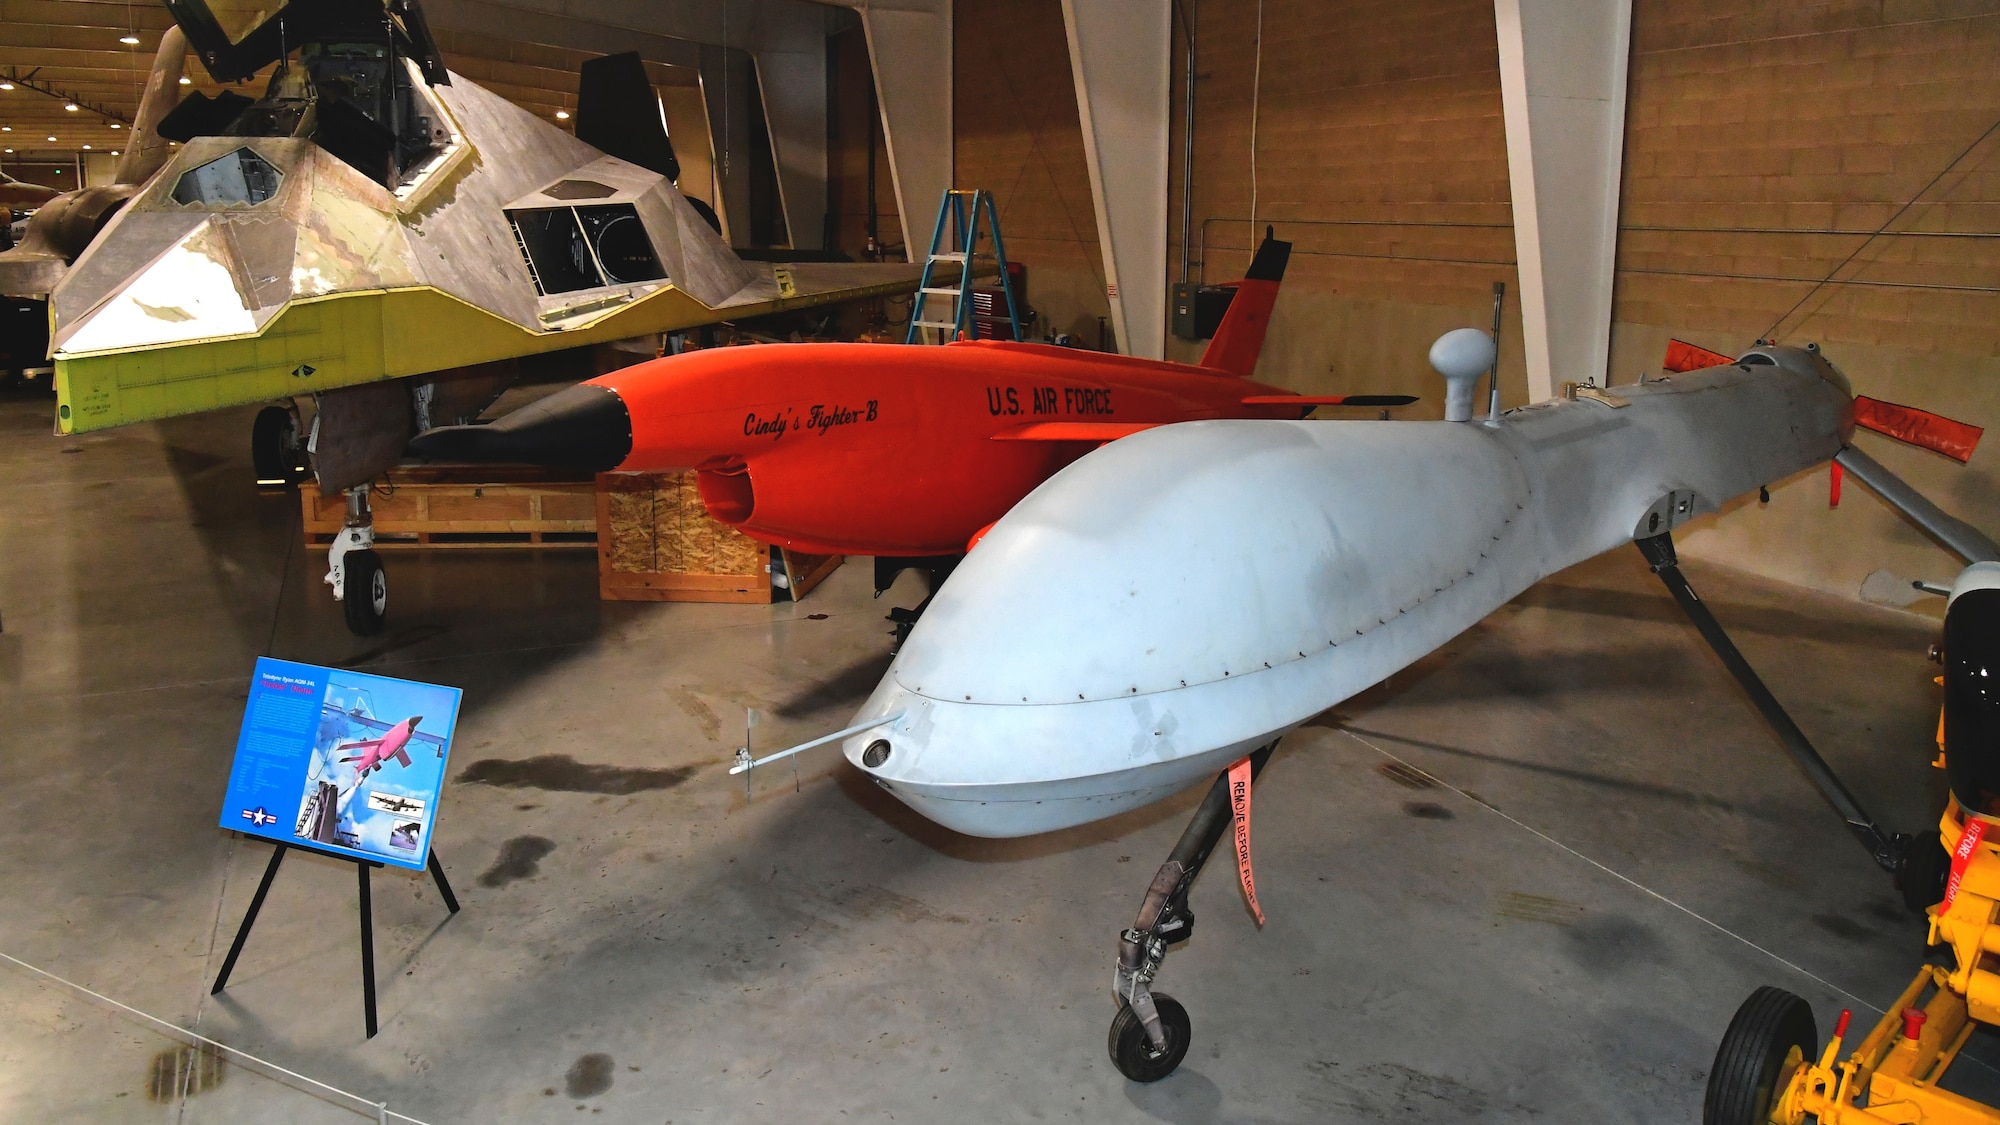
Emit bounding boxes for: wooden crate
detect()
[596,472,842,604]
[302,466,598,549]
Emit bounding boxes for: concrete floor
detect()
[2,385,1992,1122]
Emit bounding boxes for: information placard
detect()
[219,658,462,871]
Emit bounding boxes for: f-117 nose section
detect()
[408,383,633,471]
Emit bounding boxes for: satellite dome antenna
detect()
[1429,328,1497,422]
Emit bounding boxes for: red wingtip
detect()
[1854,395,1983,463]
[1663,339,1733,373]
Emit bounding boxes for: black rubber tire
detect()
[1108,993,1191,1083]
[1901,830,1950,914]
[342,549,387,636]
[251,405,301,485]
[1703,986,1815,1125]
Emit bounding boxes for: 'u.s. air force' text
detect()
[986,386,1114,416]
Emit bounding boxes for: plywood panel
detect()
[597,472,840,603]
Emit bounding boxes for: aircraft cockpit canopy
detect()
[160,0,451,189]
[190,1,283,45]
[1945,588,2000,818]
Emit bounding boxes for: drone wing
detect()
[337,738,384,761]
[1240,394,1418,408]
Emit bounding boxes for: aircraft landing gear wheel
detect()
[1108,993,1190,1083]
[343,549,386,636]
[1703,986,1815,1125]
[251,405,305,486]
[1901,831,1949,914]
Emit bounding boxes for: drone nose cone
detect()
[408,383,633,471]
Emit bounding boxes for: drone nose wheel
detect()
[1106,743,1277,1084]
[1108,993,1191,1082]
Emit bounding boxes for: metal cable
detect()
[1762,112,2000,340]
[1247,0,1263,252]
[0,949,434,1123]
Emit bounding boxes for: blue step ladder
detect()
[906,188,1024,344]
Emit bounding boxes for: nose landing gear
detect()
[326,485,385,635]
[1108,742,1275,1082]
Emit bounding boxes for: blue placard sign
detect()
[220,658,463,871]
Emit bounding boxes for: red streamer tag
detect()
[1830,459,1843,508]
[1663,338,1734,373]
[1229,757,1265,926]
[1854,395,1984,463]
[1943,818,1987,912]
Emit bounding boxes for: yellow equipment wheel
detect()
[1706,986,1816,1125]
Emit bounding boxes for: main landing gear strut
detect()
[1109,742,1275,1082]
[1636,532,1911,875]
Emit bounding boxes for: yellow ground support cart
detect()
[1705,567,2000,1125]
[1704,806,1984,1124]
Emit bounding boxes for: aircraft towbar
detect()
[730,712,907,776]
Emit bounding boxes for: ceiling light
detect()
[0,82,14,91]
[3,149,11,154]
[554,109,569,120]
[64,104,79,112]
[110,150,120,156]
[178,76,191,85]
[46,135,56,141]
[81,144,91,150]
[1,127,9,132]
[109,123,120,129]
[120,34,141,45]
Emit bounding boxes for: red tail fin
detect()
[1199,228,1292,377]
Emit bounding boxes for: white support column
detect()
[1060,0,1170,359]
[855,4,952,262]
[755,46,829,249]
[1494,0,1633,401]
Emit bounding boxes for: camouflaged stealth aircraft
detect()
[41,0,925,633]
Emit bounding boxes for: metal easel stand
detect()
[211,842,461,1038]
